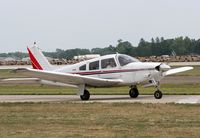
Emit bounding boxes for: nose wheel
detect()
[80,89,90,101]
[151,80,163,99]
[154,90,162,99]
[129,87,139,98]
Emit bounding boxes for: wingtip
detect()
[185,66,194,70]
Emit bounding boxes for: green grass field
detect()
[0,69,25,78]
[0,83,200,95]
[0,102,199,138]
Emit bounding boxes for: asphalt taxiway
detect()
[0,95,199,104]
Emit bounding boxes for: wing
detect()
[14,68,123,87]
[163,66,193,76]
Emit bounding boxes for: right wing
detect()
[163,66,193,76]
[14,68,123,87]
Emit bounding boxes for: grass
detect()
[0,102,199,138]
[0,69,27,78]
[0,83,199,95]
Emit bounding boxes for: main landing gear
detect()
[129,86,139,98]
[80,89,90,101]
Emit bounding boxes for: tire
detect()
[80,89,90,101]
[129,88,139,98]
[154,90,162,99]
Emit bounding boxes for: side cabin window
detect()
[89,61,99,70]
[79,64,86,71]
[101,58,116,69]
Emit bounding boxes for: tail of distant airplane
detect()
[27,42,54,71]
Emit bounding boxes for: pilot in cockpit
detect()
[106,59,116,68]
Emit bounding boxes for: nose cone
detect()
[159,63,171,71]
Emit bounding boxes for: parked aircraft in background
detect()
[6,43,193,100]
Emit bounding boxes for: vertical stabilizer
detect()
[27,43,54,71]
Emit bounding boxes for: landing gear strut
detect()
[129,87,139,98]
[80,89,90,101]
[154,90,162,99]
[150,80,163,99]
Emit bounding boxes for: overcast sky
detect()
[0,0,200,52]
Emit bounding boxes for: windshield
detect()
[118,54,139,66]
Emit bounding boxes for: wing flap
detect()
[15,68,123,87]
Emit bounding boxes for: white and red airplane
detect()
[10,44,193,100]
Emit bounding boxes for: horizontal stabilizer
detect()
[163,66,193,76]
[1,78,40,81]
[0,78,78,87]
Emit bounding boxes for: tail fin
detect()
[27,44,54,71]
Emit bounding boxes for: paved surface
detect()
[0,95,199,104]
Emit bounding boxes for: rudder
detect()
[27,43,54,71]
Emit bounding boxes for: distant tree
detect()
[1,36,200,59]
[160,37,164,42]
[117,39,123,44]
[151,38,155,44]
[138,38,146,47]
[155,37,160,43]
[116,41,134,56]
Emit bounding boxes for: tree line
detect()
[1,36,200,59]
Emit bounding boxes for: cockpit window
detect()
[118,54,139,66]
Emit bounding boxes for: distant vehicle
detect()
[5,44,193,100]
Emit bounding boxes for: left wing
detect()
[14,68,123,87]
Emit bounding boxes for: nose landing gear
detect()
[153,80,163,99]
[154,90,162,99]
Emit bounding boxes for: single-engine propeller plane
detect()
[6,43,193,100]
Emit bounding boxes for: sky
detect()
[0,0,200,52]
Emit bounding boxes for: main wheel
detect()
[80,89,90,101]
[129,88,139,98]
[154,90,162,99]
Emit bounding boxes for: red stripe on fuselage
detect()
[27,47,43,70]
[72,68,155,75]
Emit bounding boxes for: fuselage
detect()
[54,54,170,86]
